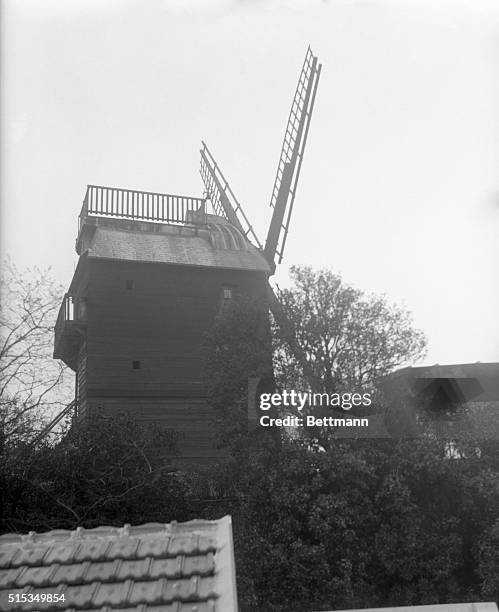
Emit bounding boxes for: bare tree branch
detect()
[0,259,72,447]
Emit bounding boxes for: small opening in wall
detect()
[126,280,134,290]
[132,360,141,370]
[222,285,234,300]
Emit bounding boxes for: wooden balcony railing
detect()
[55,293,76,332]
[54,294,86,369]
[79,185,206,230]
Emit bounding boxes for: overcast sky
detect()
[2,0,498,366]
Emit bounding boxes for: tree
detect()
[202,293,275,450]
[0,260,72,448]
[2,262,497,612]
[219,436,499,612]
[196,267,494,609]
[1,415,184,534]
[274,266,427,394]
[478,518,499,602]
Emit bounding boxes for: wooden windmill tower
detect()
[53,48,321,461]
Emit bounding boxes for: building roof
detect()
[382,362,499,402]
[378,362,499,440]
[0,516,238,612]
[76,216,270,274]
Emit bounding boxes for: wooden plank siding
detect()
[77,258,269,460]
[76,342,87,421]
[85,397,226,460]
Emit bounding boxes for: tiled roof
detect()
[0,516,238,612]
[77,217,270,273]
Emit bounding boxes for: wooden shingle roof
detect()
[76,216,270,274]
[0,516,238,612]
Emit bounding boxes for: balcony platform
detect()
[53,294,86,371]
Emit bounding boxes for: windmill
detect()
[53,47,322,460]
[199,46,322,386]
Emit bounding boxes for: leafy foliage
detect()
[1,416,185,534]
[198,275,498,611]
[2,263,497,612]
[274,266,427,393]
[202,293,274,448]
[225,438,499,611]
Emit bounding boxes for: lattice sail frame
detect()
[264,47,321,266]
[200,142,263,249]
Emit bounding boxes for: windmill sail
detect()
[199,51,323,393]
[264,47,321,269]
[266,283,323,391]
[200,142,263,249]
